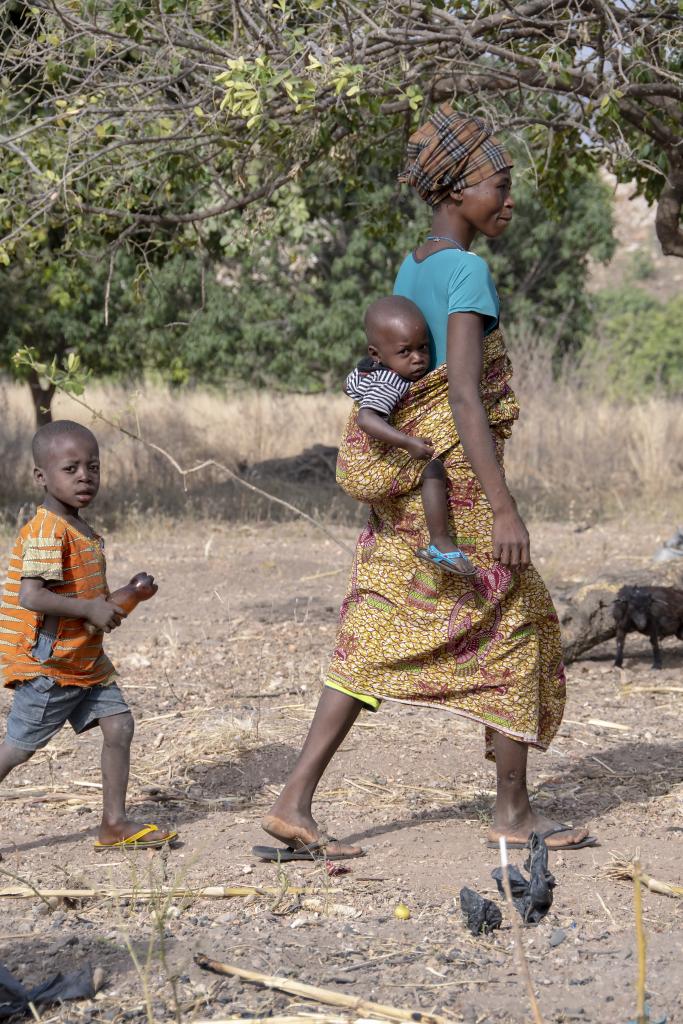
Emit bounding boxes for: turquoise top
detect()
[393,249,499,369]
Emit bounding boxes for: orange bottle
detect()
[85,572,158,635]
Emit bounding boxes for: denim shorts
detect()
[5,631,130,752]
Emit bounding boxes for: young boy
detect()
[0,420,176,852]
[344,295,476,575]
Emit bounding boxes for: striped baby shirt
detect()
[344,359,411,418]
[0,507,116,688]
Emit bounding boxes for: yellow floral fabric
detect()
[329,329,566,759]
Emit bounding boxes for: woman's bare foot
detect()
[97,819,176,846]
[262,812,363,858]
[489,810,592,849]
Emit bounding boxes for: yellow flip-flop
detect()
[94,823,178,851]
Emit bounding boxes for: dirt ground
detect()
[1,514,682,1024]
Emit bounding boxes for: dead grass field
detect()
[2,339,682,528]
[0,514,682,1024]
[1,361,682,1024]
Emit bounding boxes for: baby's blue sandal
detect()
[416,544,477,577]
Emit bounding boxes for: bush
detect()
[582,288,683,398]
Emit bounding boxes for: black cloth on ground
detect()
[491,832,556,924]
[0,962,95,1018]
[459,886,503,935]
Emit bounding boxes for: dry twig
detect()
[633,861,648,1024]
[60,388,354,556]
[606,855,683,898]
[192,1018,351,1024]
[497,838,545,1024]
[194,955,455,1024]
[0,883,311,902]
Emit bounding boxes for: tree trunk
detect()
[557,558,683,664]
[655,155,683,258]
[558,583,620,665]
[28,369,56,428]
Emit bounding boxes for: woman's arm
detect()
[447,312,530,569]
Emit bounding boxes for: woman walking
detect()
[258,106,595,860]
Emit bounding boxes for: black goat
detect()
[613,585,683,669]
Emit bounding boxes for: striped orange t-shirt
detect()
[0,507,116,688]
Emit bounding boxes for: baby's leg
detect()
[419,461,476,575]
[421,459,458,553]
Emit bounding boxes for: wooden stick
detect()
[633,861,648,1024]
[0,787,52,799]
[623,685,683,694]
[586,718,630,732]
[0,884,309,901]
[194,955,453,1024]
[497,839,545,1024]
[192,1017,350,1024]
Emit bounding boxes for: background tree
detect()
[1,0,681,273]
[2,148,617,424]
[0,242,147,422]
[72,166,615,393]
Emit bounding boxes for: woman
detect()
[257,106,595,860]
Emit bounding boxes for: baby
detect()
[0,420,176,852]
[344,296,475,575]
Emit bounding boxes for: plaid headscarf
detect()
[398,105,513,207]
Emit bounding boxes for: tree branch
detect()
[655,156,683,257]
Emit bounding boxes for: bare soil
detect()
[1,515,682,1024]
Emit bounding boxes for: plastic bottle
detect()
[85,572,158,635]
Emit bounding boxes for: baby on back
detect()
[344,296,475,576]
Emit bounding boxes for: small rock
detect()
[290,914,314,929]
[121,652,151,670]
[213,913,236,926]
[550,927,567,948]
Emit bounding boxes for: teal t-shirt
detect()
[393,249,499,369]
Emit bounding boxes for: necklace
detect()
[426,234,465,250]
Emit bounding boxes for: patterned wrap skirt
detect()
[329,329,566,759]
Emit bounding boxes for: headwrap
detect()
[398,104,513,207]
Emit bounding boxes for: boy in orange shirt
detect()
[0,420,176,851]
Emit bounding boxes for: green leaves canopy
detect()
[1,0,681,267]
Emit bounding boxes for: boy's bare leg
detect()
[263,687,364,856]
[0,741,34,782]
[421,460,459,552]
[0,743,36,859]
[488,731,589,849]
[98,712,173,845]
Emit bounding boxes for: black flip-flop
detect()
[252,838,364,862]
[487,824,599,851]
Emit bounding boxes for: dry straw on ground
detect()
[194,955,454,1024]
[1,335,681,525]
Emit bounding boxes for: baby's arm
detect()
[357,408,434,460]
[19,577,124,633]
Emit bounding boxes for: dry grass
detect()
[1,345,681,527]
[505,330,683,519]
[0,381,355,526]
